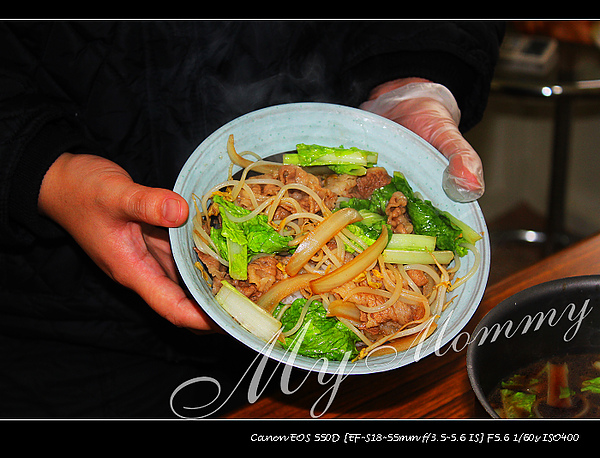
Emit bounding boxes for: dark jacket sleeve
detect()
[0,68,92,246]
[340,21,505,132]
[0,21,504,248]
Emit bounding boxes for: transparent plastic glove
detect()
[360,82,484,202]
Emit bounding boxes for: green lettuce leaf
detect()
[209,226,228,263]
[226,238,247,281]
[344,210,390,253]
[211,195,294,279]
[340,172,469,256]
[283,143,378,176]
[274,298,359,361]
[406,197,466,256]
[340,184,397,215]
[391,172,468,256]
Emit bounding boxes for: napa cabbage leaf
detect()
[210,195,293,280]
[274,298,360,361]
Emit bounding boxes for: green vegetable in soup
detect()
[582,377,600,393]
[500,389,536,418]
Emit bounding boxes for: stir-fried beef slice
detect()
[196,245,285,300]
[322,167,392,200]
[407,269,428,287]
[351,167,391,199]
[249,173,281,199]
[323,173,357,198]
[279,165,337,211]
[361,300,422,331]
[386,191,413,234]
[247,256,279,293]
[234,172,280,209]
[331,280,423,335]
[195,249,228,295]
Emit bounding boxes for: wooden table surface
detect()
[223,232,600,419]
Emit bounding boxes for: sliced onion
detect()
[256,273,319,313]
[310,225,388,295]
[215,280,282,343]
[286,207,363,276]
[327,299,362,322]
[227,134,281,174]
[382,249,454,265]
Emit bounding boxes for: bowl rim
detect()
[466,274,600,418]
[170,101,491,375]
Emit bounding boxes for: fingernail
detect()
[442,167,484,203]
[162,198,182,224]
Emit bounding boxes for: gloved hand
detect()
[360,80,485,203]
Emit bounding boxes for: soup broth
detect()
[488,353,600,419]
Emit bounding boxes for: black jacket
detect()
[0,20,503,416]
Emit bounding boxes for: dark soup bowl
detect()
[467,275,600,418]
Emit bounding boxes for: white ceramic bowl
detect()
[170,102,490,375]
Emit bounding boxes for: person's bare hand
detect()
[39,153,215,331]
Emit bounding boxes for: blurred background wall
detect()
[466,20,600,241]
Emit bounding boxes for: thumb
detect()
[443,153,485,202]
[429,125,485,202]
[123,184,189,227]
